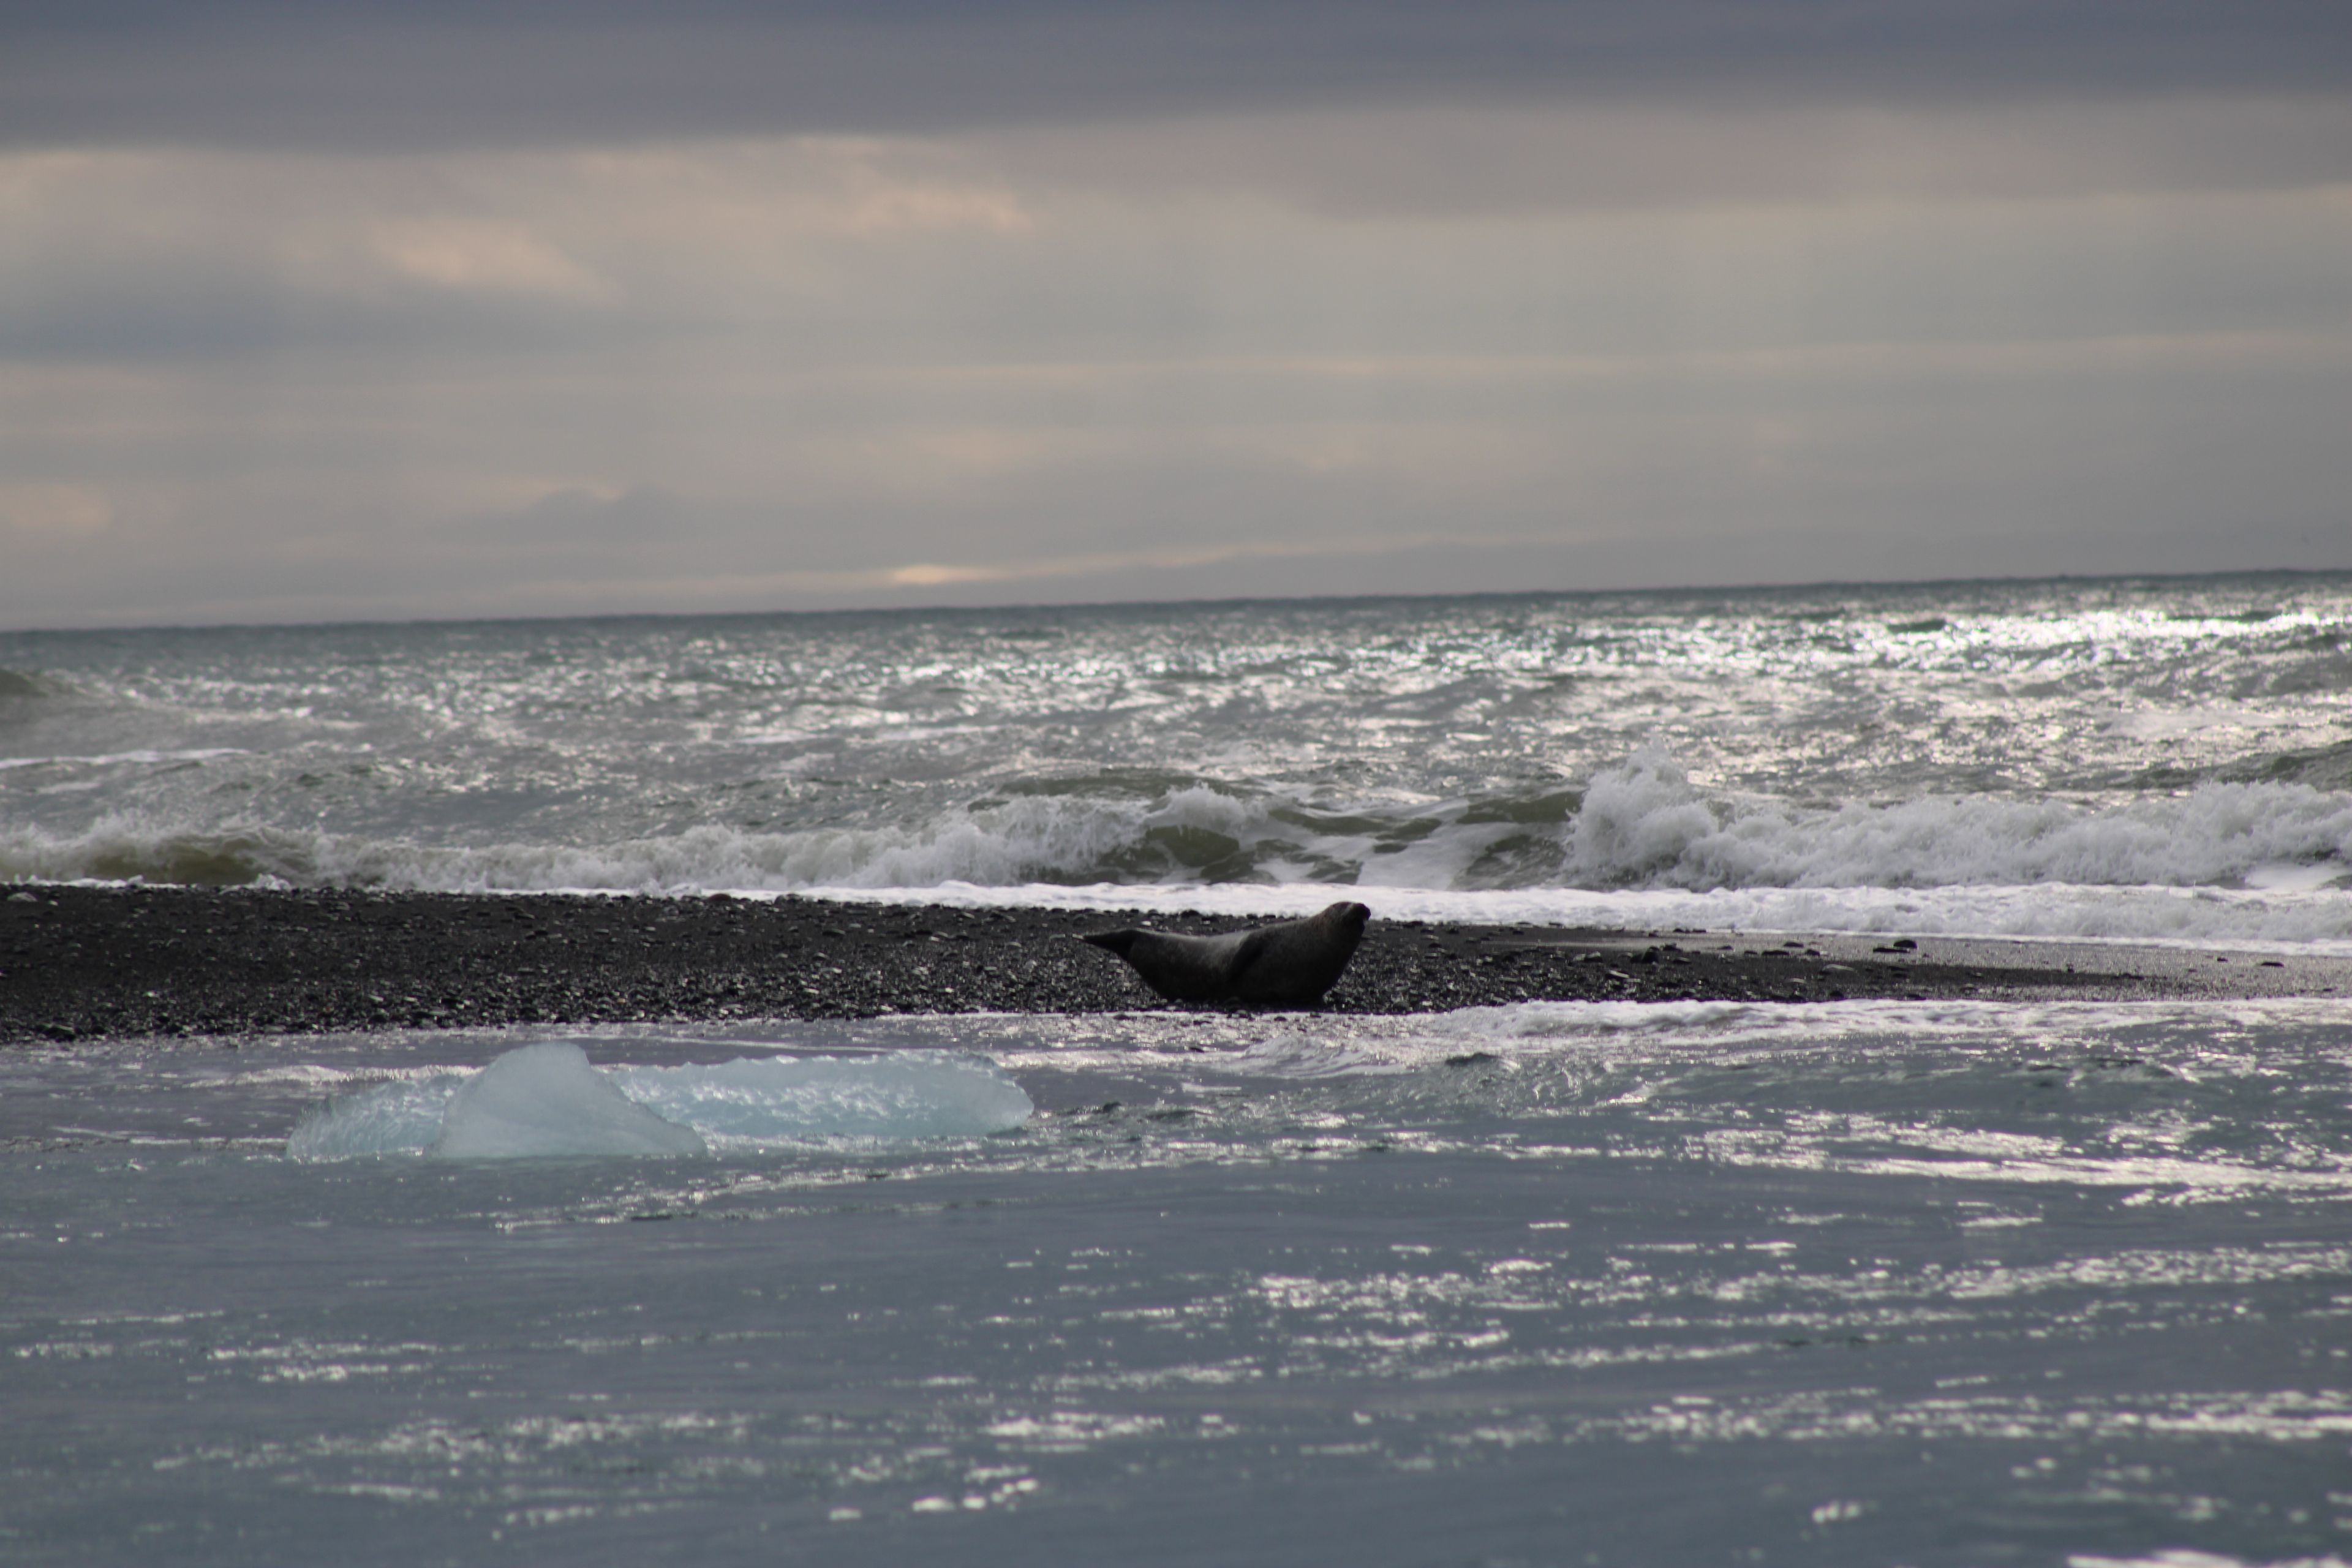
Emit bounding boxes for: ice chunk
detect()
[286,1043,1030,1161]
[431,1042,707,1160]
[286,1073,465,1161]
[609,1051,1033,1145]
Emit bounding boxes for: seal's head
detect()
[1317,901,1371,939]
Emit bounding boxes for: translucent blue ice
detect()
[431,1042,707,1159]
[286,1041,1032,1160]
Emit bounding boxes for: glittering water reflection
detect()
[6,583,2350,949]
[4,999,2350,1564]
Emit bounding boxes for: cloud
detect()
[6,2,2350,153]
[4,148,2348,626]
[0,7,2346,627]
[978,96,2352,216]
[0,483,113,540]
[9,310,2348,630]
[0,140,1049,364]
[883,528,1456,588]
[364,219,611,301]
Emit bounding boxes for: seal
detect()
[1079,900,1371,1006]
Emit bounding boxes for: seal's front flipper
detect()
[1224,927,1276,990]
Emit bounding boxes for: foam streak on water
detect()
[4,576,2349,945]
[4,1001,2350,1564]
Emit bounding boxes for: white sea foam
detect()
[286,1044,1033,1161]
[1557,751,2352,891]
[606,1053,1035,1148]
[13,787,2352,950]
[7,760,2346,903]
[1428,995,2352,1055]
[1185,996,2352,1083]
[0,748,248,772]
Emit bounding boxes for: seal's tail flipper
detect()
[1079,930,1139,956]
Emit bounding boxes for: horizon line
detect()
[2,565,2346,639]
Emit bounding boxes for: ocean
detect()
[5,575,2350,941]
[6,575,2351,1565]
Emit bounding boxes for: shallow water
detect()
[7,1000,2350,1565]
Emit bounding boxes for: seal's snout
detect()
[1080,929,1138,956]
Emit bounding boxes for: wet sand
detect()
[2,884,2343,1044]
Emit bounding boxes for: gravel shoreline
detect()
[3,884,2340,1045]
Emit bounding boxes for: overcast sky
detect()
[5,1,2349,627]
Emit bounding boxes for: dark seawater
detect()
[3,574,2349,944]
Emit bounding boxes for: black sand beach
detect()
[3,884,2341,1044]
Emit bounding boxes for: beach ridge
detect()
[6,885,2338,1044]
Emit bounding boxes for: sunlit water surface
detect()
[7,1000,2350,1566]
[5,576,2350,946]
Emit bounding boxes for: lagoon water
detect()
[6,576,2352,1563]
[7,1002,2352,1565]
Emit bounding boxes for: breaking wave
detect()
[1555,751,2352,892]
[9,752,2345,907]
